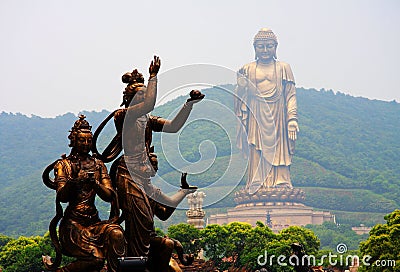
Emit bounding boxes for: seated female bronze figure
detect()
[42,115,126,272]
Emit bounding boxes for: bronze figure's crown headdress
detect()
[71,114,92,131]
[122,69,145,85]
[121,69,146,106]
[68,115,92,146]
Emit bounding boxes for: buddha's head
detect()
[253,28,278,63]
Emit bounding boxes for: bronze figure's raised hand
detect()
[149,55,161,78]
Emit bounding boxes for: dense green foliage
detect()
[0,232,74,272]
[301,187,397,213]
[1,87,400,236]
[200,222,320,271]
[295,88,400,199]
[166,222,320,271]
[0,235,47,272]
[359,210,400,271]
[167,223,201,256]
[305,221,368,250]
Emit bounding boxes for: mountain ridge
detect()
[0,86,399,236]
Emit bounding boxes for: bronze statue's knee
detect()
[109,228,127,257]
[110,228,124,242]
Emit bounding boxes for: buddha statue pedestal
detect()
[209,187,334,232]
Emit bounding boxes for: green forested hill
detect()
[0,87,399,236]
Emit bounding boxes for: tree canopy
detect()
[200,222,320,271]
[359,210,400,271]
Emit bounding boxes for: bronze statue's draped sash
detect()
[116,161,160,257]
[114,114,162,257]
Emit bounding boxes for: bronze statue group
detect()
[43,56,205,272]
[42,28,299,272]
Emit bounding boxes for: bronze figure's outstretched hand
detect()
[180,172,198,190]
[186,90,205,104]
[149,55,161,78]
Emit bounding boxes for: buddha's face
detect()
[254,40,277,63]
[75,132,93,154]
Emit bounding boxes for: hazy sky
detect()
[0,0,399,117]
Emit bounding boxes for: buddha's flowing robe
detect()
[235,60,297,192]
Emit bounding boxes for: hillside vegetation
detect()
[0,86,399,236]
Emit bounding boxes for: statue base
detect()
[186,210,206,229]
[234,186,306,206]
[209,187,334,232]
